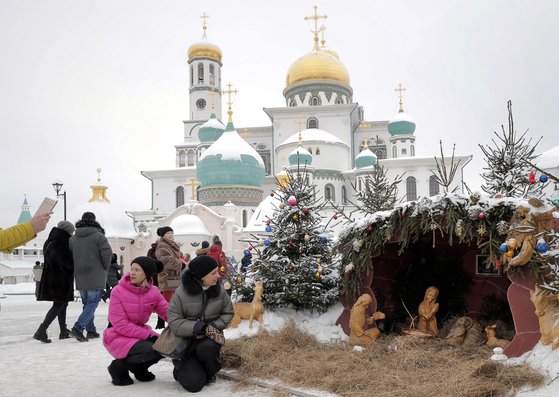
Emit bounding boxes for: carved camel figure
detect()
[229,281,264,329]
[530,286,559,350]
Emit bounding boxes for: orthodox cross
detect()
[96,167,102,182]
[304,6,327,50]
[294,118,305,144]
[208,91,217,111]
[186,178,199,200]
[201,12,209,38]
[394,83,407,111]
[363,137,369,149]
[223,82,238,111]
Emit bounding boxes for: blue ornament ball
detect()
[320,235,328,244]
[536,242,549,253]
[264,239,271,247]
[310,268,317,275]
[540,175,549,183]
[265,225,272,233]
[243,249,250,256]
[499,243,508,253]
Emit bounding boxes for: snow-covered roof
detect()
[199,129,265,167]
[243,191,282,233]
[537,144,559,170]
[388,111,415,124]
[170,214,211,236]
[279,128,347,146]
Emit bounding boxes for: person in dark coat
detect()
[168,255,234,392]
[69,212,112,342]
[33,221,76,343]
[103,253,124,302]
[195,240,210,256]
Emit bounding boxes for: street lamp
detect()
[52,179,67,221]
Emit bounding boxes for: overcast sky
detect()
[1,0,558,230]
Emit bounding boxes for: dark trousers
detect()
[174,338,222,392]
[126,340,162,366]
[42,301,68,330]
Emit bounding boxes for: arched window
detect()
[209,64,215,85]
[411,145,415,156]
[375,150,384,159]
[406,176,417,201]
[315,147,320,155]
[429,175,440,196]
[307,117,318,129]
[310,95,320,106]
[197,63,204,84]
[335,97,343,104]
[242,209,248,228]
[341,186,347,205]
[392,146,397,158]
[325,184,335,202]
[178,151,186,167]
[176,186,185,208]
[187,150,195,166]
[289,99,296,107]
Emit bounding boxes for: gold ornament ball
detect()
[316,258,321,264]
[506,249,514,257]
[236,276,243,285]
[304,234,310,242]
[279,203,285,209]
[293,214,299,222]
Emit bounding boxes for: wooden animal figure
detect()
[530,286,559,350]
[484,324,510,349]
[228,281,264,329]
[445,316,483,347]
[348,293,385,346]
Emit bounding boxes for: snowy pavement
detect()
[2,283,559,397]
[0,291,273,397]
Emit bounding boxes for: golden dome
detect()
[188,41,222,63]
[286,49,349,88]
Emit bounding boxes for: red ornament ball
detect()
[479,213,486,220]
[248,246,253,251]
[333,215,338,220]
[270,192,274,197]
[367,226,373,232]
[266,219,271,225]
[302,207,308,214]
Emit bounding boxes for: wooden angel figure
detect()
[417,286,439,336]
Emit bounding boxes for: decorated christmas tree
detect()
[234,165,339,313]
[479,100,541,197]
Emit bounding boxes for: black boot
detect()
[108,359,134,386]
[70,327,89,342]
[59,326,71,340]
[33,324,52,343]
[130,357,159,382]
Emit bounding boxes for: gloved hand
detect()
[193,321,208,335]
[147,335,158,343]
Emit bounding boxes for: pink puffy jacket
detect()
[103,273,169,359]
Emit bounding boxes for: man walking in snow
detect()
[69,212,112,342]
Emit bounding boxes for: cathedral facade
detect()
[128,9,472,260]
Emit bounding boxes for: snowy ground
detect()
[1,283,558,397]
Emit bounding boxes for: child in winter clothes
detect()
[103,256,169,386]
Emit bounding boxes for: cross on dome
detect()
[201,12,209,39]
[223,82,238,122]
[304,5,328,51]
[394,83,407,112]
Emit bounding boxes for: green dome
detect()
[198,113,225,143]
[197,121,265,187]
[355,147,377,169]
[388,109,416,135]
[288,145,313,166]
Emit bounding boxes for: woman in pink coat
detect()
[103,256,169,386]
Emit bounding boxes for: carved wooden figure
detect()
[445,316,483,347]
[530,286,559,350]
[485,324,510,349]
[417,286,439,336]
[348,293,385,346]
[229,281,264,329]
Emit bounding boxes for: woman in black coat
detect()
[33,221,75,343]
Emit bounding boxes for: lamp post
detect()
[52,180,67,220]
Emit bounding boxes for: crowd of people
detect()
[2,211,237,392]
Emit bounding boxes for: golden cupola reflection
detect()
[286,50,350,87]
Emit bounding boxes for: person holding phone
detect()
[0,211,51,253]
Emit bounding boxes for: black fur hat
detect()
[132,256,164,280]
[157,226,173,237]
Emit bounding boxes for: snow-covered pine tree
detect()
[235,165,338,313]
[354,163,403,214]
[479,100,541,197]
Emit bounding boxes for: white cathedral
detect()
[122,8,472,263]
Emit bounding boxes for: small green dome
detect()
[388,109,416,135]
[197,121,265,187]
[355,147,377,169]
[288,145,313,166]
[198,113,225,143]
